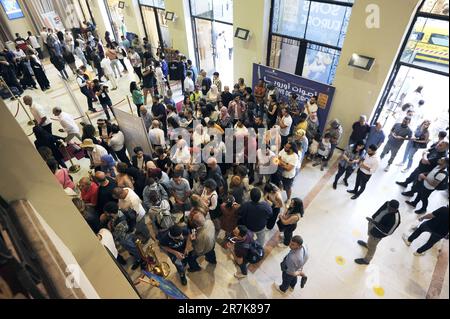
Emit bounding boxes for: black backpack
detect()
[243,241,265,264]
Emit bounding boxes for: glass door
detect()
[141,6,161,55]
[194,19,215,75]
[377,65,449,137]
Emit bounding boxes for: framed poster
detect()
[0,0,24,20]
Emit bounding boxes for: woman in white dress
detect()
[154,60,166,97]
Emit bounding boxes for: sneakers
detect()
[402,234,411,247]
[354,258,370,265]
[357,240,368,249]
[415,208,427,215]
[414,251,426,256]
[351,194,359,200]
[234,272,247,279]
[401,192,414,197]
[384,165,391,172]
[396,181,408,187]
[300,276,308,288]
[273,283,286,294]
[405,201,417,208]
[401,168,409,173]
[180,274,188,286]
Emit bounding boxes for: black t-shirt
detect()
[159,228,189,253]
[156,156,172,172]
[142,69,156,88]
[221,92,234,109]
[96,177,117,213]
[201,77,212,95]
[426,206,449,236]
[143,51,154,67]
[94,85,111,104]
[152,103,167,122]
[238,201,273,232]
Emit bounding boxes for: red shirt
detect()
[81,183,99,206]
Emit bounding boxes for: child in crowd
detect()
[312,133,332,171]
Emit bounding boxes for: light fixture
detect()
[235,27,250,41]
[165,11,176,21]
[348,54,375,71]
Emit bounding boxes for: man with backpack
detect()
[147,190,175,238]
[403,157,449,214]
[355,200,401,265]
[101,202,144,270]
[276,235,309,293]
[226,225,264,279]
[112,187,150,243]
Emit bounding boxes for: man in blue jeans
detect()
[159,225,190,286]
[276,235,309,293]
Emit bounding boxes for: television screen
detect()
[0,0,24,20]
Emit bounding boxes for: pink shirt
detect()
[55,169,75,190]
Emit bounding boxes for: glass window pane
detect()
[420,0,449,16]
[401,17,449,73]
[191,0,232,23]
[272,0,309,39]
[269,35,301,74]
[305,2,351,47]
[191,0,214,19]
[195,19,215,74]
[139,0,165,9]
[302,43,340,84]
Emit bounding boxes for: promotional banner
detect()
[113,108,153,157]
[253,63,336,133]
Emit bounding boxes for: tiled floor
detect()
[5,58,449,299]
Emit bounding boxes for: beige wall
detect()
[165,0,195,60]
[233,0,271,84]
[89,0,111,41]
[0,99,139,299]
[329,0,421,146]
[0,0,35,40]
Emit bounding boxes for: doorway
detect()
[192,19,234,86]
[377,65,449,138]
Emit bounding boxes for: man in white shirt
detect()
[23,95,52,134]
[348,144,380,200]
[184,71,195,96]
[112,187,151,242]
[100,57,118,90]
[148,120,166,148]
[278,142,299,201]
[80,138,108,169]
[404,157,448,214]
[256,146,276,185]
[279,107,293,148]
[52,107,81,142]
[27,31,42,58]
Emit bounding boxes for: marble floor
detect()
[5,59,449,299]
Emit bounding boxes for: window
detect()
[303,43,340,84]
[305,2,352,47]
[269,0,352,84]
[420,0,449,15]
[190,0,233,23]
[429,33,449,46]
[401,17,449,73]
[139,0,165,9]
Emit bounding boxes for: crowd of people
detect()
[8,23,448,295]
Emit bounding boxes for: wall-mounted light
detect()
[165,11,176,21]
[235,27,250,41]
[348,53,375,71]
[118,1,125,9]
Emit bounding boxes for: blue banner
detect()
[252,63,335,133]
[0,0,24,20]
